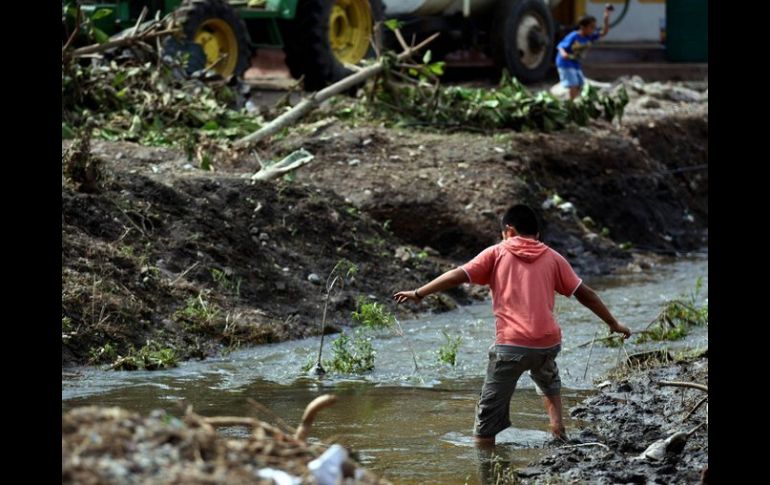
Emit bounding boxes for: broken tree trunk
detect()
[234,32,440,148]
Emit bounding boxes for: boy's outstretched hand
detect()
[609,322,632,339]
[393,290,421,303]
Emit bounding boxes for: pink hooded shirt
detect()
[461,236,582,348]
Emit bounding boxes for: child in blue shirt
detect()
[556,5,613,100]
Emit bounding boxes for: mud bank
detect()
[518,352,708,484]
[63,92,706,367]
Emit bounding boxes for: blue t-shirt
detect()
[555,30,601,69]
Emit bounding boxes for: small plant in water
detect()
[438,331,462,366]
[353,297,420,372]
[352,297,396,331]
[311,259,358,375]
[324,331,375,374]
[112,341,178,371]
[636,277,708,344]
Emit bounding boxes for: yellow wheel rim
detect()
[328,0,372,65]
[194,18,239,77]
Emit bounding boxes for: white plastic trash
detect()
[256,468,300,485]
[308,444,349,485]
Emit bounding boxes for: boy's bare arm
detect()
[573,283,631,337]
[393,268,469,303]
[600,7,612,36]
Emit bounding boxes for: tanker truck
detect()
[65,0,587,90]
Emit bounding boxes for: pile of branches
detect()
[368,69,629,132]
[63,398,388,484]
[62,5,260,148]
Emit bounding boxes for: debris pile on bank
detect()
[63,397,388,484]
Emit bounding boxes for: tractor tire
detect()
[281,0,384,91]
[173,0,252,79]
[491,0,554,84]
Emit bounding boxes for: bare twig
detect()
[389,70,422,86]
[393,29,410,51]
[657,381,708,393]
[583,332,597,380]
[62,6,82,55]
[171,261,200,285]
[202,416,301,443]
[394,317,419,372]
[294,394,338,441]
[682,395,708,422]
[559,442,610,451]
[132,6,149,36]
[575,333,642,348]
[687,422,706,436]
[247,398,295,435]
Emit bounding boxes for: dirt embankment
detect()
[62,99,707,367]
[62,165,476,366]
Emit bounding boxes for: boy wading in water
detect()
[393,204,631,446]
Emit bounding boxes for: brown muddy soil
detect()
[62,165,478,367]
[62,91,706,367]
[518,353,709,484]
[274,106,708,270]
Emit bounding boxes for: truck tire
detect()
[282,0,384,91]
[173,0,252,79]
[491,0,554,83]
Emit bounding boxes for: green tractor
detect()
[67,1,589,90]
[64,0,383,91]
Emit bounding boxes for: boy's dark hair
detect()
[501,204,539,236]
[577,15,597,27]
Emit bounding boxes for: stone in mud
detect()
[394,246,412,262]
[636,430,690,461]
[637,95,662,109]
[308,273,322,285]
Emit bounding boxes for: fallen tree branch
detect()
[71,28,178,57]
[234,32,439,148]
[657,381,708,393]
